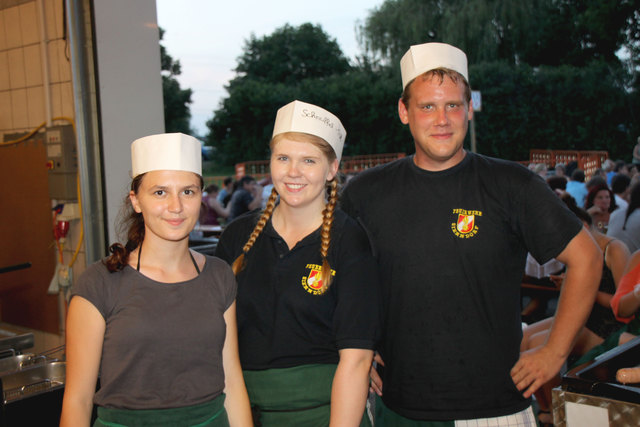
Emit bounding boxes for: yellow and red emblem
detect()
[451,208,481,238]
[301,263,336,295]
[457,214,475,234]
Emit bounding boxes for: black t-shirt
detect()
[215,209,381,369]
[340,153,582,420]
[228,189,253,221]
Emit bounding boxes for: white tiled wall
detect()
[1,0,81,336]
[0,0,75,138]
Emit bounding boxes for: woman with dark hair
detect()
[215,101,380,426]
[608,182,640,252]
[61,133,252,426]
[585,183,617,232]
[521,193,630,425]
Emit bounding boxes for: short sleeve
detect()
[206,256,237,311]
[331,216,381,350]
[70,261,112,320]
[515,173,582,264]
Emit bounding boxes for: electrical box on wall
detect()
[45,125,78,200]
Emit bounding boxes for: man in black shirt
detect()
[341,42,602,425]
[228,175,263,221]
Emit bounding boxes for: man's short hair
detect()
[239,175,255,187]
[611,174,631,194]
[571,169,585,183]
[547,176,567,191]
[401,68,471,107]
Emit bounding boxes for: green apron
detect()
[243,364,371,427]
[571,316,640,368]
[94,393,228,427]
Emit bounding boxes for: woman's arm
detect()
[209,197,230,219]
[60,297,106,427]
[222,302,253,427]
[612,251,640,319]
[617,290,640,318]
[330,348,373,427]
[596,240,631,308]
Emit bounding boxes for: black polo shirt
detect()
[216,209,381,369]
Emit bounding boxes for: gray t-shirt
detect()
[71,255,236,409]
[608,208,640,253]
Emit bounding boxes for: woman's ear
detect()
[327,158,339,182]
[130,191,142,213]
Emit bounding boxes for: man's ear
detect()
[398,98,409,125]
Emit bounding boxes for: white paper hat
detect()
[272,100,346,162]
[131,133,202,177]
[400,42,468,90]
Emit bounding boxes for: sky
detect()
[155,0,384,137]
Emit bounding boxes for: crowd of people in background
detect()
[523,154,640,425]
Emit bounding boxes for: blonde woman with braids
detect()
[216,101,381,426]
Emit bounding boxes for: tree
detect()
[208,24,352,164]
[355,0,639,159]
[234,23,350,85]
[358,0,639,69]
[160,28,193,134]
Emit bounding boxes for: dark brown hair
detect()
[585,184,617,213]
[624,182,640,230]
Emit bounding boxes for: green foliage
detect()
[160,28,193,134]
[208,24,353,164]
[206,2,640,165]
[470,62,632,160]
[359,0,640,68]
[235,23,350,85]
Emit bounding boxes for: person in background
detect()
[611,249,640,344]
[217,176,234,207]
[554,163,567,181]
[566,169,588,208]
[258,175,274,209]
[546,175,567,196]
[572,249,640,369]
[228,176,263,222]
[628,163,638,181]
[603,159,616,187]
[533,163,548,179]
[201,184,230,226]
[585,183,617,233]
[520,194,629,425]
[216,100,380,426]
[608,182,640,253]
[60,133,252,427]
[633,136,640,165]
[611,173,631,212]
[340,42,601,426]
[565,161,578,180]
[615,160,629,178]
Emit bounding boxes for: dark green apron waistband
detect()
[94,393,228,427]
[243,364,337,411]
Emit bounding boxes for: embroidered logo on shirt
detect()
[301,264,336,295]
[451,208,482,238]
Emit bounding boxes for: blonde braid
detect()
[231,188,279,275]
[319,179,338,291]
